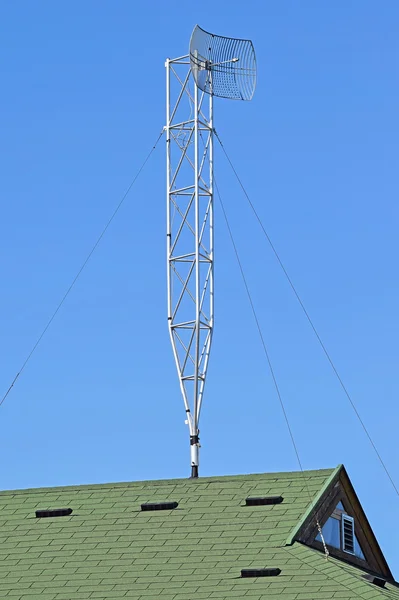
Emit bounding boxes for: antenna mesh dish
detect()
[189,25,256,101]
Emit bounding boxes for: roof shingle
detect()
[0,467,396,599]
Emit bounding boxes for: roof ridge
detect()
[0,466,337,496]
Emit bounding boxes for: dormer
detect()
[292,465,392,580]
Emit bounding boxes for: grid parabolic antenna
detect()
[189,25,257,100]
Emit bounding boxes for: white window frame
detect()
[341,513,355,555]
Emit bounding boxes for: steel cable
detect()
[0,128,164,408]
[214,130,399,499]
[215,177,329,558]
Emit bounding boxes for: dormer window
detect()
[316,501,365,560]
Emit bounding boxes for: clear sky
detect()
[1,0,398,575]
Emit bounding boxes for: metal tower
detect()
[165,26,256,477]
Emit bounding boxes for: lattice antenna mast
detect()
[165,26,256,478]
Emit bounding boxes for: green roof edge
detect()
[285,463,343,546]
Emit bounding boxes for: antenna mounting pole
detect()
[166,54,214,478]
[165,26,255,477]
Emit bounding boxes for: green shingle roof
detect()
[0,466,396,599]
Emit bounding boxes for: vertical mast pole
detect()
[166,27,255,479]
[191,79,200,478]
[166,55,214,478]
[165,59,172,337]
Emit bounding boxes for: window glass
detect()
[315,502,365,561]
[316,516,340,548]
[354,536,365,560]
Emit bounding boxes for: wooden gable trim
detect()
[340,467,392,579]
[294,466,393,581]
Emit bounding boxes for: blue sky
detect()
[1,0,399,574]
